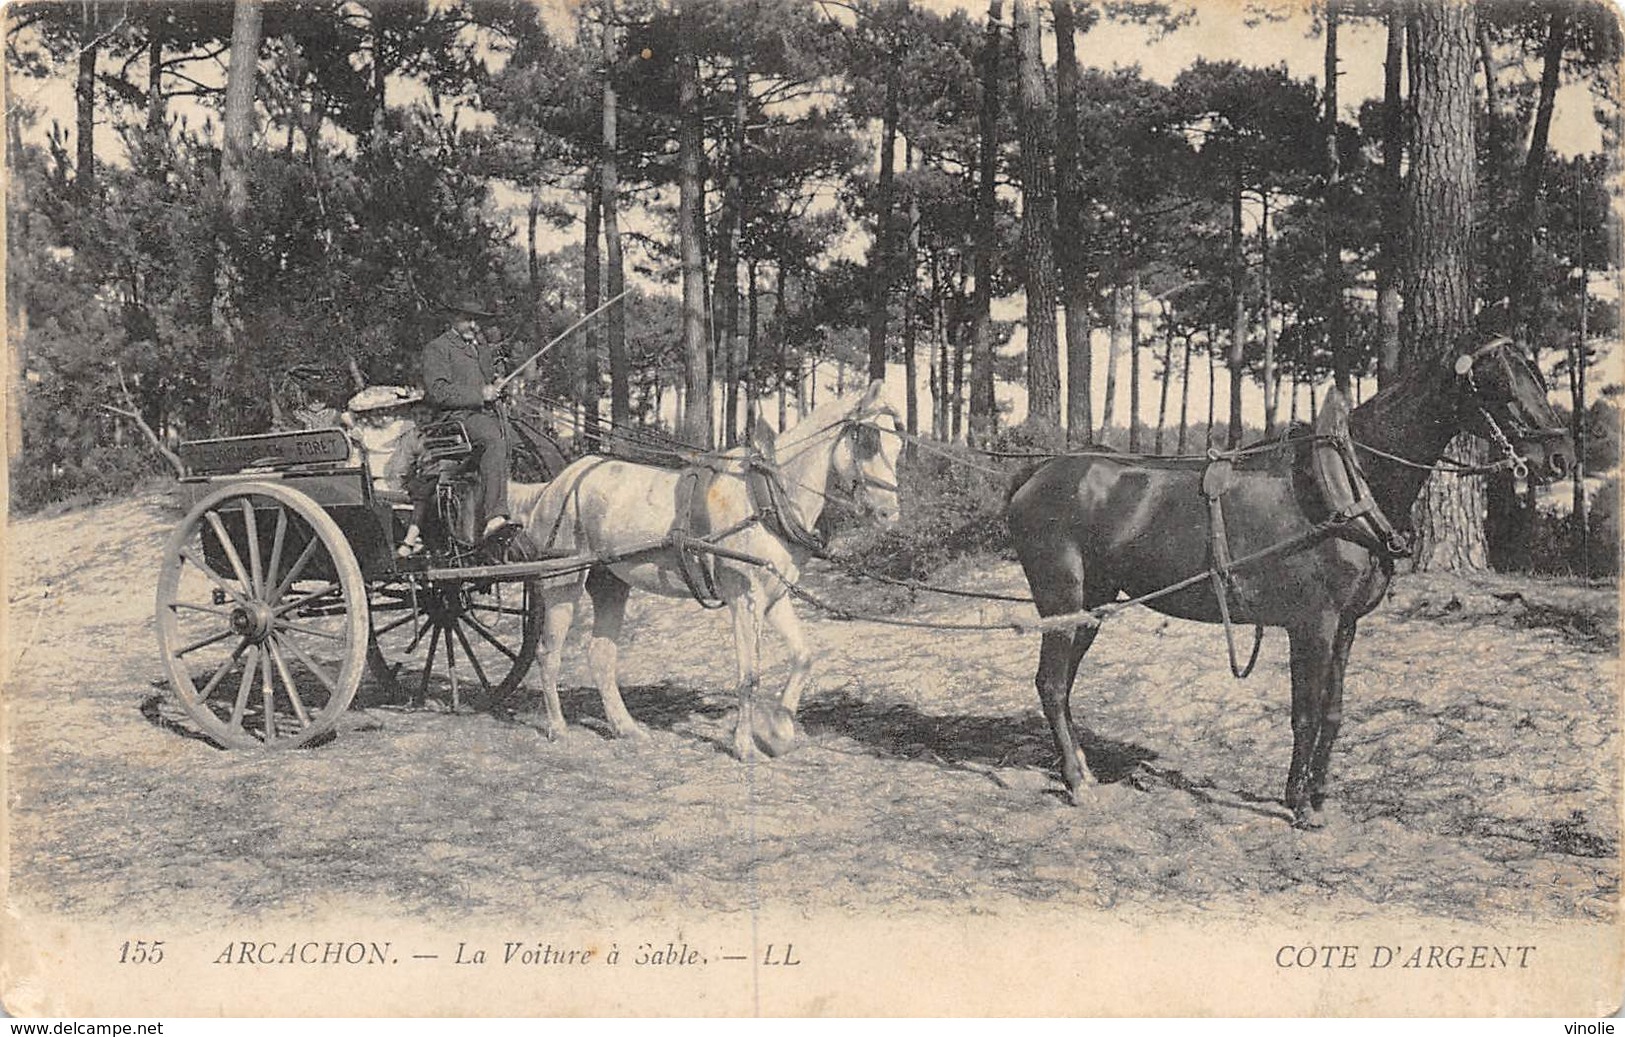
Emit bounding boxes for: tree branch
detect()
[102,365,185,476]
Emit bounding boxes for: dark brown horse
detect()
[1005,339,1571,827]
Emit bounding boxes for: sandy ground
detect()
[3,491,1618,929]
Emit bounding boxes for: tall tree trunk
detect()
[1100,285,1121,441]
[1014,0,1060,433]
[1406,0,1485,572]
[1570,256,1588,574]
[867,44,901,384]
[75,5,98,197]
[1155,310,1175,454]
[583,167,603,450]
[930,253,945,439]
[1229,174,1247,448]
[746,259,760,439]
[1324,0,1350,396]
[776,265,790,432]
[1053,0,1091,446]
[1378,1,1405,387]
[717,45,746,445]
[676,33,711,448]
[210,0,263,434]
[1206,324,1217,450]
[1511,8,1568,341]
[968,0,1002,446]
[5,45,28,459]
[902,146,920,437]
[1128,272,1142,451]
[601,10,629,430]
[1177,330,1193,455]
[1261,192,1277,434]
[146,7,166,151]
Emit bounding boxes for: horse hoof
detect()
[613,721,650,741]
[751,706,796,758]
[1291,810,1324,831]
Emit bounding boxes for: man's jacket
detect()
[421,327,494,411]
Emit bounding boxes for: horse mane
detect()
[776,386,872,454]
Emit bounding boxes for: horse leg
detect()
[1038,626,1097,802]
[764,593,812,715]
[1308,617,1358,815]
[532,575,582,740]
[728,581,776,760]
[1285,615,1338,829]
[585,566,646,740]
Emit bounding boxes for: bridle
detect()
[1458,340,1565,482]
[830,408,903,504]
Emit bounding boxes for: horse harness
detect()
[1199,425,1406,678]
[666,416,893,608]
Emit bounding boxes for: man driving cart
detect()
[420,297,514,543]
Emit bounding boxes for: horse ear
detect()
[861,379,886,408]
[1315,388,1350,439]
[752,416,777,461]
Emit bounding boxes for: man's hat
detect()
[442,296,496,319]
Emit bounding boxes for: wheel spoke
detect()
[372,608,419,638]
[197,640,251,702]
[170,601,236,618]
[266,509,289,598]
[404,614,434,654]
[267,639,311,727]
[173,624,241,659]
[419,626,441,702]
[275,630,342,699]
[463,613,520,662]
[272,582,342,618]
[241,499,263,597]
[204,510,256,594]
[451,622,494,693]
[230,645,258,728]
[468,602,529,619]
[260,649,277,742]
[274,619,346,641]
[270,537,323,604]
[178,546,249,606]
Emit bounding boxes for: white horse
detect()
[515,381,903,758]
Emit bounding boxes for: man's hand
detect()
[482,383,501,403]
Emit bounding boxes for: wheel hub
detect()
[229,601,275,642]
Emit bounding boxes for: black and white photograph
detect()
[1,0,1620,1018]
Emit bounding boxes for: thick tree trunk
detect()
[1511,8,1568,340]
[1053,0,1091,446]
[677,37,711,448]
[221,0,262,221]
[867,46,901,385]
[1406,0,1485,572]
[75,9,98,196]
[968,0,1002,446]
[602,15,629,430]
[1378,2,1405,388]
[1206,324,1217,450]
[746,260,760,439]
[1015,0,1060,433]
[5,48,27,459]
[1155,316,1175,454]
[717,48,746,446]
[1324,0,1350,396]
[903,146,920,437]
[146,8,166,150]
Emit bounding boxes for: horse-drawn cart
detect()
[154,423,579,750]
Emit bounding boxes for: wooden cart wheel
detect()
[155,483,369,749]
[367,578,540,713]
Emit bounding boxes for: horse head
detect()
[1453,338,1571,482]
[828,381,904,526]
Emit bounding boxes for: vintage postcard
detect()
[2,0,1620,1018]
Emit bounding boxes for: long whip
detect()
[494,289,629,393]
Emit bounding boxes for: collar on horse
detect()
[1198,411,1406,679]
